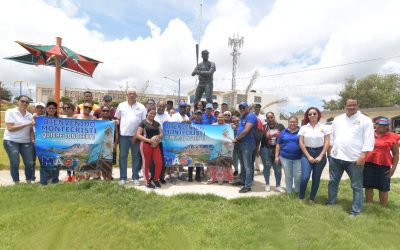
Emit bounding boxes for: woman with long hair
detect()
[3,95,35,184]
[136,108,163,188]
[298,107,330,203]
[260,112,285,193]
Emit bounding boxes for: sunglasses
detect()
[20,100,30,104]
[266,116,274,119]
[308,112,317,116]
[84,106,93,110]
[63,107,71,110]
[104,100,111,102]
[102,110,110,112]
[239,106,246,110]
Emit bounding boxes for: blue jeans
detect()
[280,157,301,193]
[3,140,34,182]
[39,166,60,185]
[119,136,141,181]
[260,147,282,186]
[238,142,256,188]
[327,156,364,216]
[299,147,326,200]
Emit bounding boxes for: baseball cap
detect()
[178,101,187,107]
[214,109,221,113]
[205,103,213,109]
[103,95,112,102]
[239,102,249,108]
[34,102,46,108]
[375,118,390,125]
[194,109,202,114]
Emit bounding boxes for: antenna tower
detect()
[228,34,244,106]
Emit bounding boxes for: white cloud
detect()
[1,0,400,112]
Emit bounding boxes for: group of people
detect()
[3,91,399,216]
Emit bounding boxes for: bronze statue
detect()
[192,50,216,104]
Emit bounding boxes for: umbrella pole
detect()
[55,37,62,107]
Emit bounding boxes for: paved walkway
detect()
[1,163,399,199]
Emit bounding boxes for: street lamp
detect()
[163,76,180,101]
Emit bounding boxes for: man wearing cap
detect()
[233,101,258,193]
[170,101,190,123]
[115,88,147,186]
[94,95,116,119]
[192,50,216,104]
[327,98,374,216]
[201,103,217,125]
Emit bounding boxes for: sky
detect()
[1,0,400,112]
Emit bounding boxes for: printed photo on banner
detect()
[35,117,115,172]
[162,122,234,167]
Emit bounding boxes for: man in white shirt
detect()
[327,98,374,216]
[114,88,147,185]
[170,101,190,123]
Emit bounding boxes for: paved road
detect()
[1,163,399,199]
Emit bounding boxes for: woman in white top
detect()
[298,107,330,203]
[3,95,35,183]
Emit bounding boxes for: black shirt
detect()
[139,120,161,140]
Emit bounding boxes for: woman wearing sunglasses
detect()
[298,107,330,203]
[364,117,399,207]
[3,95,35,184]
[73,101,96,120]
[39,101,60,185]
[60,102,76,182]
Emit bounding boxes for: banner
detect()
[35,117,115,171]
[162,122,234,166]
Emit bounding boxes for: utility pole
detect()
[228,34,244,107]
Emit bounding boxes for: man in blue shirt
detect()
[233,102,258,193]
[201,103,216,125]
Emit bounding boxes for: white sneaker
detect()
[265,185,271,192]
[276,186,286,193]
[119,180,126,186]
[133,180,141,186]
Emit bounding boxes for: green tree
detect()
[60,96,72,103]
[322,73,400,110]
[1,86,13,101]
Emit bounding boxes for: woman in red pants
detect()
[136,108,163,189]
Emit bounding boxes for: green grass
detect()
[0,180,400,249]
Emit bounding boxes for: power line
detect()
[215,54,400,81]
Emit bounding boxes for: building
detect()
[187,88,284,112]
[35,84,187,106]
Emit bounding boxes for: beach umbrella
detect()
[4,37,101,105]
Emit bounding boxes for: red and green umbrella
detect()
[4,37,102,105]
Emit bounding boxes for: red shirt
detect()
[365,132,398,166]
